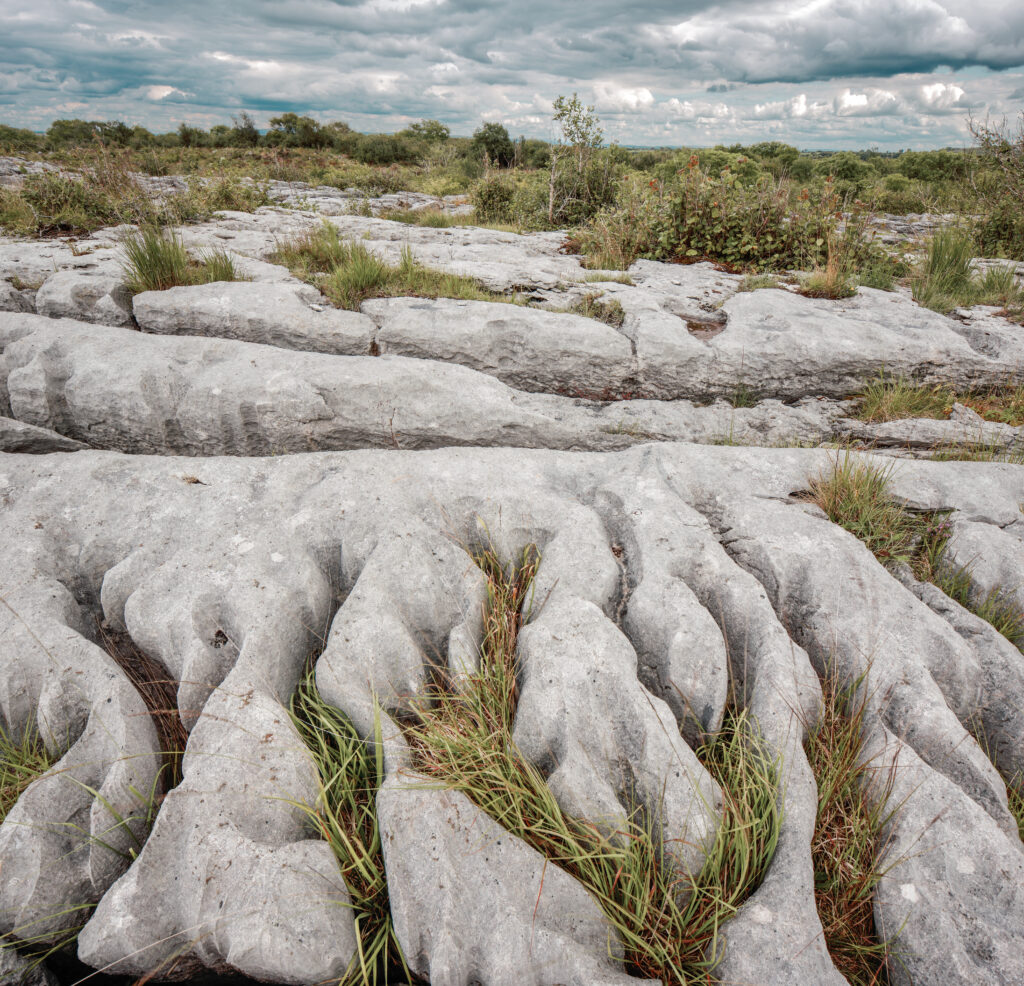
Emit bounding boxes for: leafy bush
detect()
[653,162,843,271]
[471,173,516,223]
[354,135,417,166]
[574,174,665,269]
[0,124,43,153]
[970,114,1024,260]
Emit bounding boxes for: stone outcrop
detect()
[2,181,1023,986]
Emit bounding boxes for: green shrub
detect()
[653,163,843,271]
[354,135,416,166]
[471,173,516,224]
[574,173,665,269]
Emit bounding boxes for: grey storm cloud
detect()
[0,0,1022,147]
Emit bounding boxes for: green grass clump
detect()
[855,374,953,423]
[930,442,1024,465]
[272,223,516,311]
[737,273,782,292]
[911,228,975,312]
[402,544,780,984]
[912,228,1024,313]
[810,453,1024,651]
[809,455,923,567]
[290,673,408,986]
[1,717,53,824]
[805,668,895,985]
[379,207,457,228]
[855,374,1024,426]
[563,291,626,327]
[121,227,246,294]
[582,271,635,285]
[1009,778,1024,842]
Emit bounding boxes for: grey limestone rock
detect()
[379,777,647,986]
[133,280,375,355]
[34,270,135,327]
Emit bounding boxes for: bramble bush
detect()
[653,159,846,271]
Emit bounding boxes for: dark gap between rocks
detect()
[97,620,188,792]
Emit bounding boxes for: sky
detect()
[1,0,1023,149]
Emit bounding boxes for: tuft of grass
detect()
[564,291,626,328]
[271,224,515,311]
[810,453,1024,650]
[854,374,1024,426]
[401,544,780,984]
[809,454,923,567]
[805,667,895,985]
[290,673,408,986]
[0,717,53,824]
[912,229,1024,313]
[379,207,456,228]
[930,441,1024,465]
[737,273,781,292]
[120,227,246,294]
[928,556,1024,649]
[855,374,953,423]
[856,263,898,292]
[730,383,759,409]
[1009,777,1024,842]
[799,236,857,300]
[583,271,635,285]
[912,227,975,312]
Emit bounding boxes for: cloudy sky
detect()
[1,0,1022,148]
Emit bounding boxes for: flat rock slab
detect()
[134,280,375,355]
[0,445,1021,986]
[363,296,635,395]
[0,311,846,456]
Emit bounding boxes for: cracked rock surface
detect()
[2,188,1023,986]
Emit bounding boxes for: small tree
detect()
[548,93,611,224]
[406,119,450,142]
[267,113,327,149]
[471,122,515,168]
[231,111,260,147]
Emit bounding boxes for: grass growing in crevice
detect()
[912,228,1024,313]
[270,222,516,311]
[561,291,626,327]
[377,207,520,234]
[97,621,188,792]
[582,271,635,285]
[1009,778,1024,842]
[854,374,953,423]
[809,453,1024,650]
[400,544,780,984]
[0,717,53,825]
[854,374,1024,426]
[737,273,782,292]
[290,672,408,986]
[805,667,895,985]
[930,441,1024,464]
[121,226,246,294]
[798,236,857,300]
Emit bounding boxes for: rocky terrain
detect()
[1,171,1023,986]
